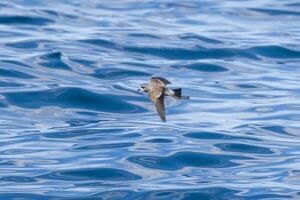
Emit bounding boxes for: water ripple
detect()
[0,15,54,25]
[3,87,144,113]
[128,151,251,170]
[0,68,35,79]
[39,168,141,181]
[39,51,72,70]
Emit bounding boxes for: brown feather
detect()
[148,84,166,122]
[150,76,171,86]
[154,95,166,122]
[141,76,188,122]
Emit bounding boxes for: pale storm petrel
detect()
[138,76,189,122]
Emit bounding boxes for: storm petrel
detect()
[138,76,189,122]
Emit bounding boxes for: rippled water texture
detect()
[1,0,300,199]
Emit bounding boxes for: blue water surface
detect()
[1,0,300,199]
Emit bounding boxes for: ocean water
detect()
[1,0,300,199]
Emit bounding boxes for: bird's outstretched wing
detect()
[153,95,166,122]
[148,84,166,122]
[150,76,171,86]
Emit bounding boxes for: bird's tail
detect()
[173,88,190,99]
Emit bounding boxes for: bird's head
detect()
[137,83,150,93]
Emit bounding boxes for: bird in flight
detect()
[138,76,189,122]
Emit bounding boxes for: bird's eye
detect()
[141,86,144,89]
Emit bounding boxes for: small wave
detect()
[248,45,300,59]
[0,15,53,25]
[3,87,145,113]
[0,68,35,79]
[249,8,300,16]
[128,151,251,170]
[173,63,228,72]
[215,143,274,154]
[38,51,72,70]
[39,168,141,181]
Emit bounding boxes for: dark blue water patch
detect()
[0,100,7,108]
[124,46,258,60]
[0,2,12,8]
[142,188,238,200]
[6,40,38,49]
[8,191,246,200]
[43,128,124,139]
[0,160,15,166]
[0,60,32,68]
[128,33,161,39]
[74,142,134,150]
[6,39,50,49]
[4,87,144,113]
[236,83,258,89]
[144,138,173,143]
[184,131,261,141]
[38,51,71,70]
[0,15,54,25]
[261,125,292,135]
[128,151,251,171]
[88,187,242,200]
[215,143,274,154]
[173,63,228,72]
[249,8,300,16]
[0,81,24,87]
[246,94,282,99]
[249,45,300,59]
[92,68,150,79]
[0,193,100,200]
[119,133,142,139]
[39,168,141,181]
[0,193,59,200]
[244,193,293,200]
[179,33,223,44]
[0,176,36,183]
[79,38,117,49]
[286,2,300,7]
[0,68,35,79]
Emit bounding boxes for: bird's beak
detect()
[137,88,141,92]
